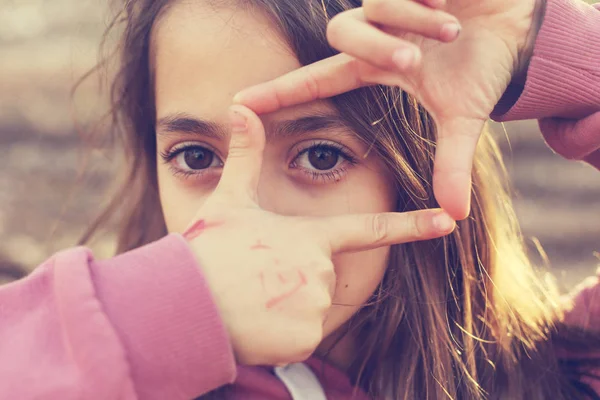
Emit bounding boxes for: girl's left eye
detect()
[160,144,223,178]
[175,147,221,170]
[290,142,357,182]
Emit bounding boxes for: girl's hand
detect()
[233,0,546,220]
[185,105,455,366]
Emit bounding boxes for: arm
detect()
[0,234,236,400]
[492,0,600,168]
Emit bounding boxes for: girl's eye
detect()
[160,144,224,178]
[306,147,340,170]
[290,141,357,183]
[177,147,218,170]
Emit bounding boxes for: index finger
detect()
[433,118,485,221]
[232,53,366,114]
[315,209,455,254]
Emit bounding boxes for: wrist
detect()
[514,0,547,85]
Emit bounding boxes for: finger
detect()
[316,209,455,254]
[215,105,266,203]
[361,1,460,42]
[432,118,485,220]
[540,115,600,159]
[327,9,423,72]
[233,53,366,114]
[419,0,447,8]
[583,149,600,168]
[232,15,425,114]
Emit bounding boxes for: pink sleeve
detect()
[491,0,600,169]
[0,234,236,399]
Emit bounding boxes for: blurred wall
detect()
[0,0,115,282]
[1,0,599,288]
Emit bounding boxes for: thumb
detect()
[215,105,266,204]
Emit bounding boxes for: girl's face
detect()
[153,3,397,359]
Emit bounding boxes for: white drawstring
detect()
[274,363,328,400]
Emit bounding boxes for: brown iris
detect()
[183,148,214,169]
[307,147,339,170]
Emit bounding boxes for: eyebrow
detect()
[156,112,355,141]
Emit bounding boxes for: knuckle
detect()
[411,213,424,239]
[318,263,336,297]
[326,13,346,47]
[318,292,333,312]
[310,283,333,312]
[227,144,252,158]
[302,67,321,102]
[369,214,389,243]
[292,328,322,363]
[363,0,389,19]
[313,257,333,273]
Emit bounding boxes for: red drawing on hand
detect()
[183,219,223,241]
[250,239,271,250]
[261,269,308,309]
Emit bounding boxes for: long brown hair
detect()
[81,0,600,398]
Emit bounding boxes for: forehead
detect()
[152,2,303,120]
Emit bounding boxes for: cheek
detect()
[334,247,389,302]
[322,246,390,336]
[157,166,213,233]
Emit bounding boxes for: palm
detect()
[412,32,511,123]
[366,0,534,128]
[354,0,537,217]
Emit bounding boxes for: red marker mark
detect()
[250,239,271,250]
[183,220,205,240]
[265,270,307,309]
[298,270,307,285]
[278,273,287,283]
[183,219,223,241]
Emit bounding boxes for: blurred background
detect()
[1,0,598,288]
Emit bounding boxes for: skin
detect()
[153,3,396,366]
[150,0,540,369]
[235,0,544,220]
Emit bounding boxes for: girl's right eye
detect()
[160,144,224,177]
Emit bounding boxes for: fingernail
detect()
[229,106,248,131]
[433,212,455,232]
[440,22,461,42]
[392,47,416,70]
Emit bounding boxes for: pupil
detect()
[184,148,213,170]
[308,147,338,170]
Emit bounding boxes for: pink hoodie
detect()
[0,0,599,399]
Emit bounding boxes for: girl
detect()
[1,0,599,399]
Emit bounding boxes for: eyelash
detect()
[159,140,358,183]
[290,141,357,183]
[159,143,223,181]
